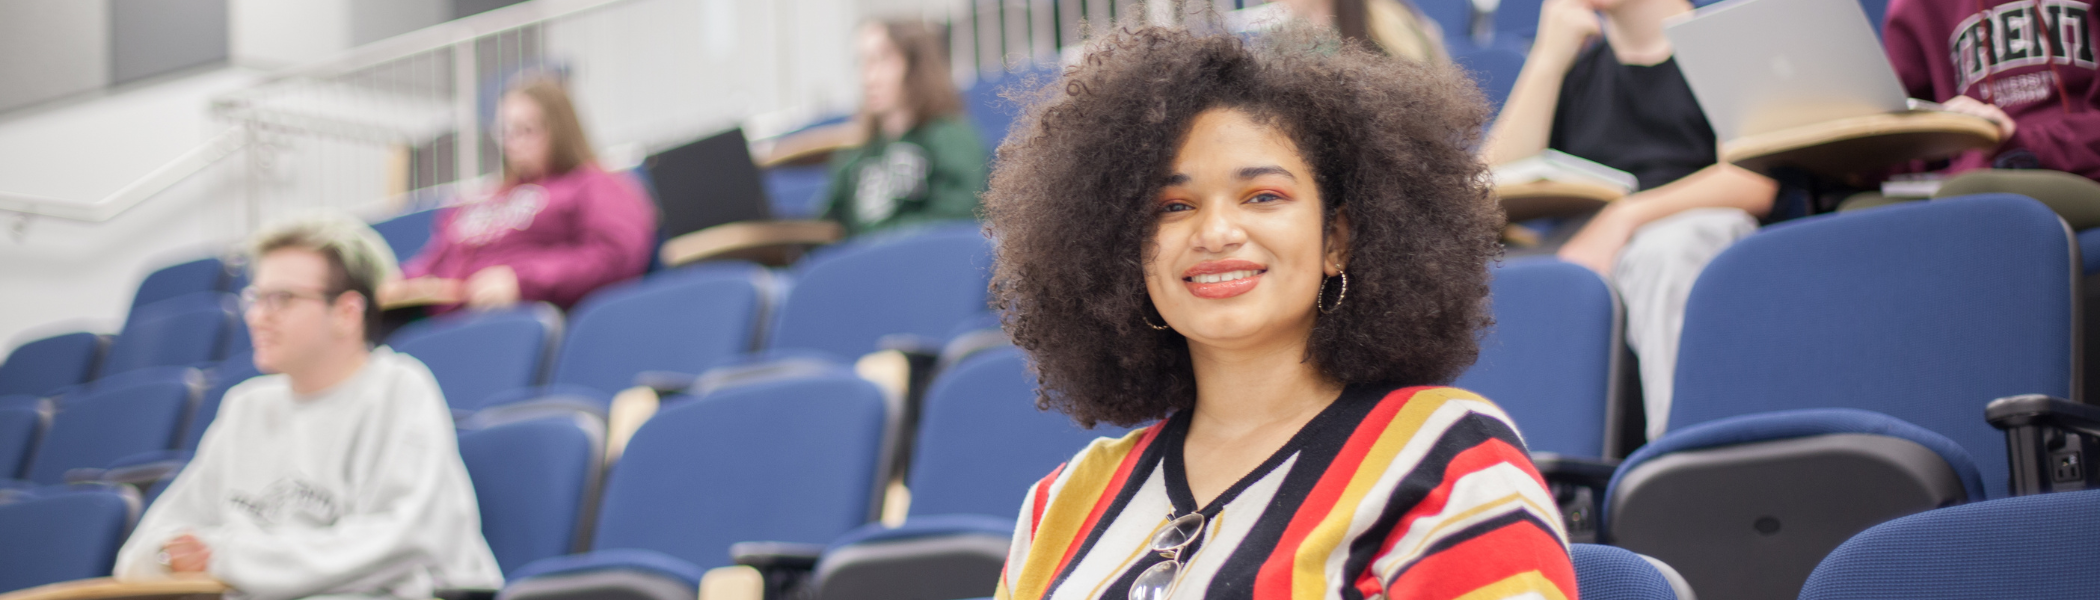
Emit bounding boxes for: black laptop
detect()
[645,127,773,239]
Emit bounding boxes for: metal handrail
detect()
[0,127,246,222]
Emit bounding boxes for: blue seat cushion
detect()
[507,548,707,587]
[825,514,1013,552]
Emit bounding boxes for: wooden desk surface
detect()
[1495,180,1626,222]
[0,577,225,600]
[659,220,844,268]
[1722,112,2001,178]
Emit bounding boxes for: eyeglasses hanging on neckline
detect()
[1129,511,1206,600]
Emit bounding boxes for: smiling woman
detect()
[984,25,1572,600]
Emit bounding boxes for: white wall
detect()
[0,0,111,113]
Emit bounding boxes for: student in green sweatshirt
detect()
[823,20,989,236]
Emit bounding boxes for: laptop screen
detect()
[646,127,773,239]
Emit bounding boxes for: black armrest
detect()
[433,588,496,600]
[1986,394,2100,495]
[730,542,826,600]
[633,371,700,396]
[1532,453,1620,544]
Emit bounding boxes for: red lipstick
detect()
[1181,259,1266,299]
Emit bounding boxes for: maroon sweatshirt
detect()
[1884,0,2100,179]
[402,164,658,313]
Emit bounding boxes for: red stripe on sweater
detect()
[1253,386,1430,599]
[1049,422,1166,581]
[1383,519,1576,600]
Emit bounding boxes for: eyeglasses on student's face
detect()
[1129,512,1206,600]
[239,286,338,313]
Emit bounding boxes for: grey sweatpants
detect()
[1612,207,1761,440]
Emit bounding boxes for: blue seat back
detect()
[182,353,263,451]
[0,405,44,479]
[964,65,1056,154]
[389,304,561,412]
[371,208,438,261]
[1492,0,1544,38]
[25,379,193,485]
[1800,488,2100,600]
[1451,40,1528,113]
[1454,258,1619,458]
[102,292,239,379]
[0,491,137,593]
[592,374,887,572]
[1672,195,2073,498]
[1572,544,1683,600]
[769,226,993,360]
[910,348,1130,518]
[460,413,603,578]
[130,257,229,318]
[550,265,765,397]
[1416,0,1474,45]
[765,164,833,219]
[0,332,104,397]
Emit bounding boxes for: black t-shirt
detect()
[1548,42,1718,191]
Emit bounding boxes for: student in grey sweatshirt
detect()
[114,215,502,600]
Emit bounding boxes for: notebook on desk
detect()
[646,127,775,239]
[1663,0,1911,141]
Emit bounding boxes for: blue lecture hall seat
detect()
[1798,488,2100,600]
[128,257,230,319]
[387,303,562,413]
[1571,544,1694,600]
[478,263,768,413]
[765,223,994,362]
[793,348,1133,600]
[16,379,194,488]
[0,489,139,594]
[99,292,241,381]
[0,332,105,397]
[1602,194,2075,600]
[1455,257,1624,460]
[458,410,606,579]
[371,208,439,262]
[497,374,891,600]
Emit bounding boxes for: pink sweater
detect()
[1884,0,2100,179]
[403,165,658,313]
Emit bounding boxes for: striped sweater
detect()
[995,385,1576,600]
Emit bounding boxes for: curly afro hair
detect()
[984,25,1503,428]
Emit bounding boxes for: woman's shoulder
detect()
[1344,384,1525,447]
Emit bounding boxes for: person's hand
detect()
[1941,96,2017,140]
[1558,203,1641,276]
[377,277,463,307]
[161,534,212,574]
[1535,0,1602,65]
[464,266,521,309]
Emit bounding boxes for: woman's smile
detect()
[1182,259,1268,299]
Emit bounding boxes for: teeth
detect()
[1192,270,1257,284]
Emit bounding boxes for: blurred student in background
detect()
[380,76,657,314]
[1482,0,1778,439]
[1277,0,1449,62]
[1848,0,2100,225]
[115,215,501,600]
[818,21,989,237]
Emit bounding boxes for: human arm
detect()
[1370,407,1577,598]
[1480,0,1600,167]
[1558,162,1778,275]
[112,393,242,581]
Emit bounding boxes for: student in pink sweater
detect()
[1854,0,2100,227]
[381,76,658,313]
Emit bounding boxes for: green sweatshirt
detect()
[822,116,989,236]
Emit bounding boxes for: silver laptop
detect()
[1664,0,1910,142]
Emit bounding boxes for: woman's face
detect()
[498,92,551,179]
[858,24,908,117]
[1144,108,1346,353]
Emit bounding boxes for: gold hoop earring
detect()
[1318,269,1348,314]
[1142,312,1171,331]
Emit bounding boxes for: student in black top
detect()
[1482,0,1779,440]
